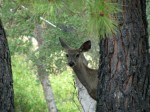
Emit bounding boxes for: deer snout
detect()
[68,61,75,67]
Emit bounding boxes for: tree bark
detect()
[97,0,150,112]
[34,25,58,112]
[0,20,15,111]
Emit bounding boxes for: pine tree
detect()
[97,0,150,111]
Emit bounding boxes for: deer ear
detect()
[59,37,70,50]
[79,40,91,52]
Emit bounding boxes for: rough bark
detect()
[97,0,150,112]
[75,77,96,112]
[34,25,57,112]
[0,20,15,111]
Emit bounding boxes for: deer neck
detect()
[72,61,98,92]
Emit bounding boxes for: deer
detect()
[59,38,98,100]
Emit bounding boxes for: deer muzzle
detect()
[68,61,75,67]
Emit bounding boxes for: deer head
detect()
[59,38,91,67]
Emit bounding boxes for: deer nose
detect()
[68,61,75,67]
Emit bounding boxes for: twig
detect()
[40,17,61,30]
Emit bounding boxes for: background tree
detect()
[97,0,150,111]
[0,20,15,111]
[34,25,57,112]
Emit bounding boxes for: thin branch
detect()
[40,17,61,30]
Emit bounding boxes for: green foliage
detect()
[1,0,91,74]
[12,55,48,112]
[87,0,120,37]
[12,55,81,112]
[50,71,81,112]
[9,37,32,55]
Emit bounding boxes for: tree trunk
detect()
[75,77,96,112]
[97,0,150,112]
[37,64,58,112]
[0,20,15,111]
[34,25,57,112]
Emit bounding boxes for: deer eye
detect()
[66,54,69,57]
[76,54,80,58]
